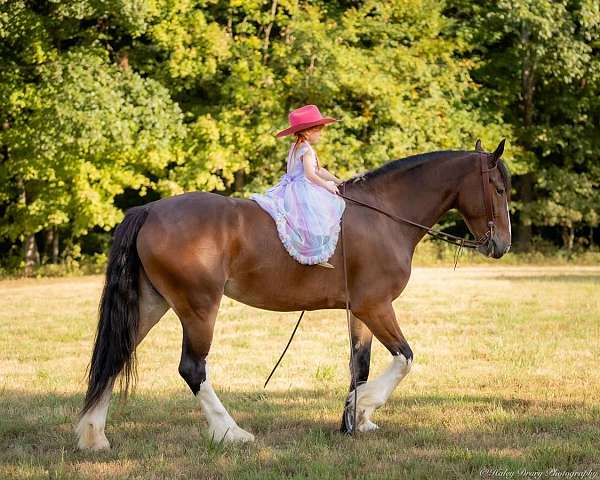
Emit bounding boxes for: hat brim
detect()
[275,117,337,138]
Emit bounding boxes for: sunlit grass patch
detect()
[1,267,599,479]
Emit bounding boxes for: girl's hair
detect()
[292,127,321,170]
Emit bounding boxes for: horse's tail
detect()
[81,206,149,415]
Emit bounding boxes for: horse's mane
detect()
[350,150,461,182]
[348,150,511,192]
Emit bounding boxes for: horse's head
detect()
[455,139,511,259]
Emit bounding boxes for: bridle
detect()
[478,152,499,249]
[264,152,504,434]
[337,151,500,251]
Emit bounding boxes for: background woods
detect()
[1,0,599,274]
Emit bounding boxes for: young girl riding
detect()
[251,105,346,268]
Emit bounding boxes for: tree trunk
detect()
[515,172,534,250]
[515,23,536,251]
[16,177,39,275]
[227,8,233,35]
[561,226,574,251]
[23,234,40,275]
[521,26,535,130]
[52,228,59,264]
[234,170,245,193]
[262,0,278,64]
[117,51,129,71]
[43,228,54,264]
[44,227,60,264]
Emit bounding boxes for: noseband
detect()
[338,152,499,250]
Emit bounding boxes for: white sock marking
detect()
[76,387,112,450]
[349,354,412,432]
[198,366,254,443]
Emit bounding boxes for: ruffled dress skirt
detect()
[251,175,346,265]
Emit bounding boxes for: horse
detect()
[76,139,511,450]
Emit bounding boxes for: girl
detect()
[251,105,346,268]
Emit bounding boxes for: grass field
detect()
[1,266,599,479]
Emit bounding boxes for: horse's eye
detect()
[495,187,505,196]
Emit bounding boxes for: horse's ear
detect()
[493,139,506,159]
[475,139,483,152]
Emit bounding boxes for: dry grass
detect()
[1,266,599,479]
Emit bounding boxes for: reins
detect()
[336,192,482,249]
[264,152,499,435]
[336,152,498,250]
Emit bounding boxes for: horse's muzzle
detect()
[478,237,510,259]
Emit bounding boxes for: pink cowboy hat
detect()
[275,104,337,138]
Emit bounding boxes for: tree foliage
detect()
[0,0,598,271]
[445,0,600,249]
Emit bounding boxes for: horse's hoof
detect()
[227,426,255,442]
[80,435,111,451]
[358,419,379,432]
[340,399,355,434]
[210,425,255,443]
[76,423,111,451]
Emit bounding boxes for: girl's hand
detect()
[325,181,339,195]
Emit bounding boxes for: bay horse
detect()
[76,139,511,450]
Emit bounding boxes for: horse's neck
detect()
[350,154,470,246]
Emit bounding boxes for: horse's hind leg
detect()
[76,378,114,450]
[176,291,254,443]
[76,269,168,450]
[340,313,374,433]
[343,303,413,433]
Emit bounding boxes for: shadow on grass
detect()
[1,389,599,479]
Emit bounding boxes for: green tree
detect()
[445,0,600,250]
[3,0,539,274]
[0,2,185,272]
[527,167,599,250]
[129,0,509,195]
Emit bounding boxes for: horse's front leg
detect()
[344,303,413,433]
[341,313,374,433]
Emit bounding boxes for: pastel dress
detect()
[251,142,346,265]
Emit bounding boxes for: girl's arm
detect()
[316,166,342,184]
[302,153,338,194]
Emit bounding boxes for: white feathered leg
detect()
[76,384,113,450]
[347,354,412,432]
[198,365,254,443]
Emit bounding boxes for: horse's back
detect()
[145,190,241,221]
[136,191,286,283]
[135,190,345,310]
